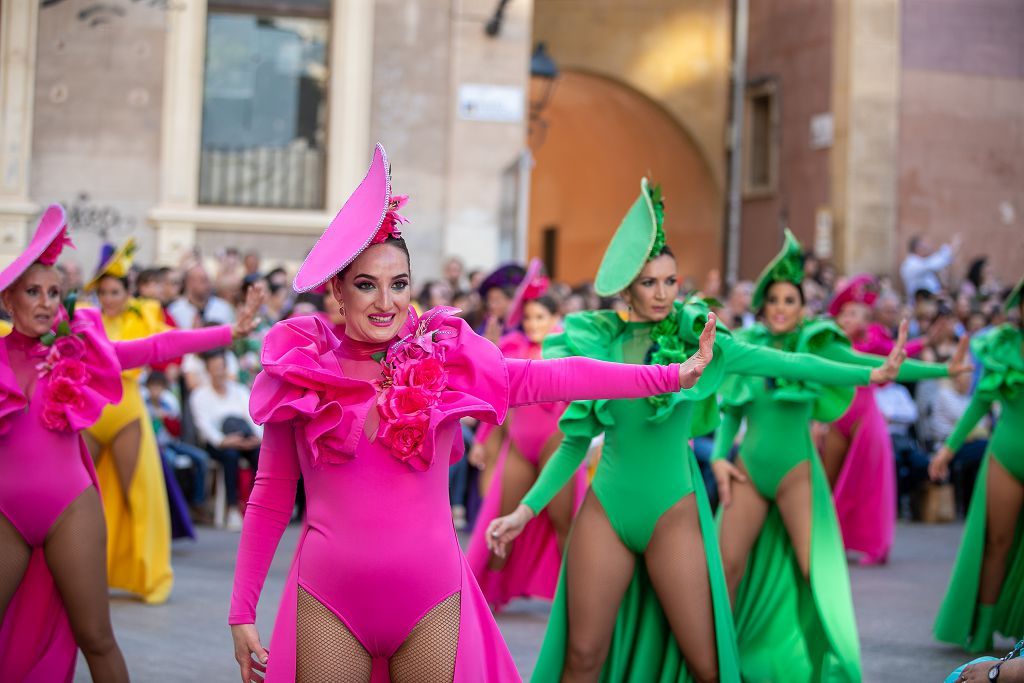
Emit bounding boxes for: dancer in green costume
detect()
[931,274,1024,653]
[488,183,905,683]
[711,230,968,682]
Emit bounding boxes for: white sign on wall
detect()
[457,84,525,123]
[810,112,834,150]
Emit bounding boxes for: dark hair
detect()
[98,274,129,292]
[966,257,987,290]
[913,288,934,303]
[136,268,164,288]
[524,295,559,316]
[338,237,411,281]
[417,280,440,309]
[653,244,675,260]
[908,235,922,253]
[145,371,169,389]
[199,347,227,364]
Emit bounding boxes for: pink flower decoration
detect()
[378,411,430,468]
[53,335,87,361]
[370,194,410,244]
[380,384,435,419]
[41,403,70,431]
[50,358,90,385]
[392,356,447,393]
[38,228,75,266]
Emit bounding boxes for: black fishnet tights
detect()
[296,587,372,682]
[389,592,461,683]
[45,486,129,682]
[295,588,461,683]
[0,512,31,620]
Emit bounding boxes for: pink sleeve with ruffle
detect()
[228,421,300,625]
[505,357,680,407]
[856,325,925,359]
[114,325,232,370]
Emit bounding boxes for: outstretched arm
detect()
[721,337,872,386]
[114,325,232,370]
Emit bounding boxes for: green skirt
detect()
[934,455,1024,651]
[529,455,740,682]
[726,455,861,682]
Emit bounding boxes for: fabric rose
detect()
[393,356,447,393]
[48,375,84,408]
[381,385,435,418]
[53,334,87,360]
[38,229,74,266]
[41,403,70,431]
[49,358,90,385]
[378,411,430,468]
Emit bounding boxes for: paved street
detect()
[76,521,1004,682]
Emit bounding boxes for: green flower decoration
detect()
[647,183,666,259]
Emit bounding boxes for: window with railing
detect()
[199,1,330,210]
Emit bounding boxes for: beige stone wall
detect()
[533,0,731,190]
[30,0,168,274]
[372,0,533,278]
[897,0,1024,285]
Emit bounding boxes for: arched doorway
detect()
[529,70,722,287]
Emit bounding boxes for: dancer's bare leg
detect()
[979,456,1024,604]
[44,486,129,682]
[538,434,575,552]
[561,492,635,683]
[775,461,813,578]
[110,420,143,507]
[716,458,769,603]
[822,425,850,486]
[488,446,537,571]
[645,494,719,683]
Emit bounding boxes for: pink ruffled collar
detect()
[251,308,510,471]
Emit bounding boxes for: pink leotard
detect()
[229,310,682,682]
[0,310,231,682]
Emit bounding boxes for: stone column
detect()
[0,0,40,263]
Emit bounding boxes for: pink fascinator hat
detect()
[0,204,74,292]
[293,143,408,293]
[506,258,550,329]
[828,273,879,317]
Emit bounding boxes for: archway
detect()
[528,70,722,287]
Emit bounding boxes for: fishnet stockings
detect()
[389,592,461,683]
[296,587,372,683]
[0,512,31,620]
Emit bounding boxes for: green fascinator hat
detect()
[594,178,667,297]
[752,228,805,310]
[1005,274,1024,312]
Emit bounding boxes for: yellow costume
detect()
[84,240,175,603]
[0,320,10,336]
[88,298,175,603]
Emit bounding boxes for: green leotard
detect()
[935,324,1024,652]
[521,303,873,683]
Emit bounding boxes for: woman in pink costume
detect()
[0,205,258,682]
[228,144,718,683]
[824,274,964,563]
[467,260,587,611]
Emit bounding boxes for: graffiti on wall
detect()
[62,193,136,241]
[41,0,178,28]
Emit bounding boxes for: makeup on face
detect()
[625,253,679,323]
[333,242,413,344]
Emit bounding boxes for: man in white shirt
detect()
[899,233,961,296]
[189,348,261,530]
[168,265,236,329]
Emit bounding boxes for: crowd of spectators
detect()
[18,233,1016,531]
